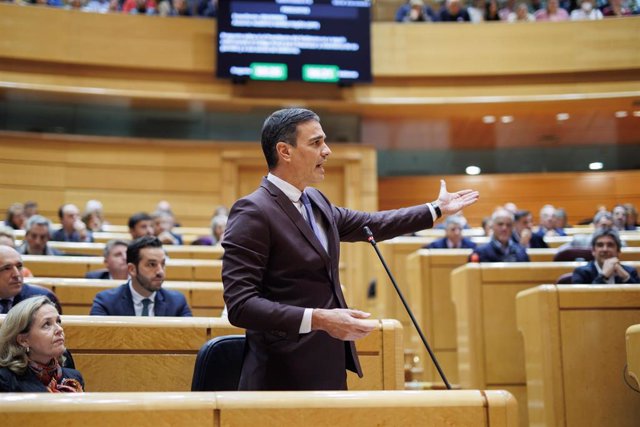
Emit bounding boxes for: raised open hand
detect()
[437,179,480,215]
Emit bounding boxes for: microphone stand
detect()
[363,226,452,390]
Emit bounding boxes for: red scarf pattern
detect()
[28,359,83,393]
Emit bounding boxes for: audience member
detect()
[0,246,61,314]
[155,200,181,227]
[508,2,536,21]
[484,0,502,20]
[191,215,227,246]
[468,0,487,22]
[51,204,93,243]
[439,0,471,21]
[425,216,476,249]
[612,204,629,231]
[535,0,570,20]
[570,0,604,19]
[4,203,26,231]
[571,228,639,284]
[16,216,62,256]
[535,204,567,238]
[0,226,15,248]
[499,0,516,20]
[82,211,103,232]
[482,216,493,237]
[602,0,634,16]
[122,0,156,14]
[212,205,229,218]
[395,0,437,22]
[89,236,192,316]
[0,296,84,392]
[84,199,108,228]
[152,211,183,245]
[592,210,614,230]
[470,208,529,262]
[82,0,109,12]
[623,203,638,229]
[553,207,570,229]
[512,209,548,248]
[128,212,154,240]
[23,201,38,220]
[85,240,129,280]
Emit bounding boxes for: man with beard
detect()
[90,236,191,316]
[0,246,61,314]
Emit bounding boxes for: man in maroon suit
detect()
[222,108,479,391]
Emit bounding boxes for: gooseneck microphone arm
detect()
[363,226,452,390]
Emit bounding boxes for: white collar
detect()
[128,280,156,304]
[267,172,304,203]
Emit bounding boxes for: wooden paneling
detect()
[517,285,640,427]
[0,390,519,427]
[379,171,640,226]
[627,324,640,389]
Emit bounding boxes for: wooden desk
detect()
[22,255,222,281]
[27,277,225,316]
[0,390,518,427]
[27,241,225,259]
[449,261,640,427]
[517,285,640,427]
[626,324,640,390]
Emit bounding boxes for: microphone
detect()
[363,226,452,390]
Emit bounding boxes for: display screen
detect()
[216,0,372,84]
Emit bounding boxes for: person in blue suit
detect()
[89,236,192,316]
[470,208,529,262]
[571,228,639,284]
[425,216,476,249]
[0,246,62,315]
[85,240,129,281]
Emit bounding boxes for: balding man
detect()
[0,246,61,314]
[470,209,529,262]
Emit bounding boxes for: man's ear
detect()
[275,141,292,163]
[127,262,136,278]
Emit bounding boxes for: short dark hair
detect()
[104,239,129,258]
[128,212,152,230]
[261,108,320,170]
[514,210,531,222]
[591,228,622,251]
[127,236,163,266]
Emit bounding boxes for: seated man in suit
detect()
[470,208,529,262]
[512,210,548,249]
[85,239,129,280]
[533,204,567,239]
[425,215,476,249]
[128,212,155,240]
[16,215,62,256]
[90,236,192,316]
[571,228,639,284]
[0,246,62,314]
[51,203,93,243]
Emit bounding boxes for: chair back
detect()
[191,335,245,391]
[556,272,574,284]
[553,248,593,262]
[62,349,76,369]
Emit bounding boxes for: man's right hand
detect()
[311,308,376,341]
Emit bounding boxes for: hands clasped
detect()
[437,179,480,215]
[602,257,630,281]
[311,308,376,341]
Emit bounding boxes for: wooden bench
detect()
[21,255,222,281]
[0,316,405,392]
[517,285,640,427]
[627,324,640,390]
[27,277,225,316]
[18,241,225,259]
[0,389,518,427]
[450,262,640,427]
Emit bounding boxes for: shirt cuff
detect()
[426,202,437,220]
[299,308,313,334]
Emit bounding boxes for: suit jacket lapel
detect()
[154,291,165,316]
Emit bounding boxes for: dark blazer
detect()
[85,269,110,280]
[426,237,476,249]
[11,283,62,315]
[0,366,84,392]
[511,231,548,249]
[89,283,192,316]
[571,261,640,284]
[51,228,94,243]
[222,178,435,391]
[470,240,530,262]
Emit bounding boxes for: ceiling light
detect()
[482,115,496,124]
[500,115,514,124]
[614,111,628,118]
[589,162,603,170]
[466,165,481,175]
[633,111,640,117]
[556,113,570,121]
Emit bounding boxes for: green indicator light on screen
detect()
[250,63,288,81]
[302,65,339,83]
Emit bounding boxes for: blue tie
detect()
[300,192,322,242]
[0,299,11,314]
[141,298,151,316]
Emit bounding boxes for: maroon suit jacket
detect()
[222,177,435,390]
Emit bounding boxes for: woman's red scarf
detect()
[28,359,83,393]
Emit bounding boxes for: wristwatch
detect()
[431,201,442,219]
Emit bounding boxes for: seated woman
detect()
[0,296,84,392]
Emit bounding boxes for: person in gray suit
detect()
[90,236,191,317]
[222,108,479,391]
